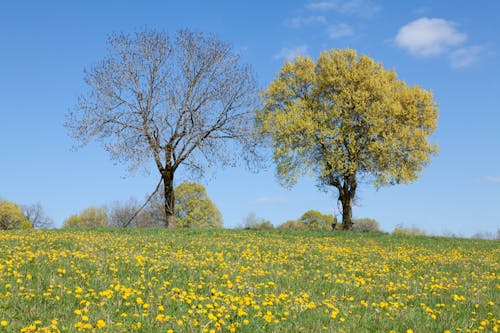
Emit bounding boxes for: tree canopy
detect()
[257,49,438,230]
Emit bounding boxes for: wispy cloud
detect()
[274,45,309,61]
[327,23,354,39]
[251,196,289,204]
[307,0,381,17]
[449,45,488,68]
[395,17,467,57]
[284,15,327,28]
[486,176,500,183]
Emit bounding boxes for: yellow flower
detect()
[1,320,7,327]
[96,319,106,328]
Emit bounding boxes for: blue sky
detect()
[1,1,499,235]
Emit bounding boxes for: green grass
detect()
[0,229,498,332]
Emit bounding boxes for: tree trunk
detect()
[338,173,356,231]
[162,169,176,228]
[341,196,353,230]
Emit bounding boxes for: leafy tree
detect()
[66,29,259,228]
[174,182,223,228]
[22,202,54,229]
[351,218,381,232]
[63,207,109,228]
[0,200,31,230]
[298,210,336,231]
[258,49,438,230]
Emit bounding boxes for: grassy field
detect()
[0,229,498,333]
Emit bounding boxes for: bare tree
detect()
[66,29,259,227]
[22,202,54,229]
[108,198,141,227]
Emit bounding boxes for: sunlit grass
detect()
[0,229,498,332]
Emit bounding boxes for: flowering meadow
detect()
[0,229,498,332]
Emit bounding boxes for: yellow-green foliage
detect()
[0,229,497,332]
[0,200,30,230]
[298,210,336,231]
[63,206,109,228]
[257,48,438,188]
[278,220,308,230]
[175,182,223,228]
[393,226,427,236]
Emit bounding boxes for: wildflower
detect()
[96,320,106,328]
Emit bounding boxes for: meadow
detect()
[0,229,498,333]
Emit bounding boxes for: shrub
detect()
[278,220,307,230]
[175,183,223,228]
[63,207,109,228]
[243,212,274,230]
[298,210,336,231]
[393,225,426,236]
[352,218,381,233]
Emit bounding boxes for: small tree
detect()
[175,182,223,228]
[0,201,31,230]
[66,29,259,228]
[258,49,438,230]
[298,210,336,231]
[22,202,54,229]
[63,207,109,228]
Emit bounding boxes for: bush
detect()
[243,212,274,230]
[278,220,307,230]
[352,218,381,233]
[471,231,498,240]
[393,225,426,236]
[298,210,336,231]
[63,207,109,228]
[0,200,31,230]
[175,183,223,228]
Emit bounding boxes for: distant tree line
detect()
[61,182,223,229]
[243,211,382,233]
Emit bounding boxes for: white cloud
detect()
[285,15,327,28]
[327,23,354,39]
[307,0,381,17]
[395,17,467,57]
[274,45,309,61]
[251,196,289,204]
[486,176,500,183]
[449,45,487,68]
